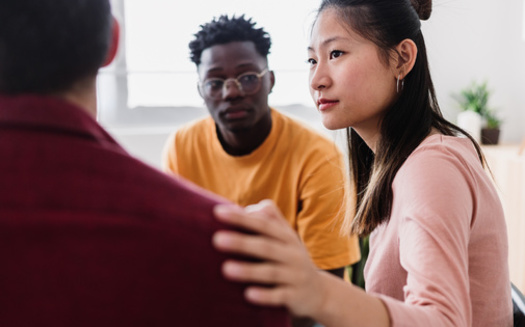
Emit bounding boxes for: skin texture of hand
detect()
[212,200,390,327]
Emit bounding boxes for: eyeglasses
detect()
[199,69,269,99]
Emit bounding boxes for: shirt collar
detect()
[0,94,121,147]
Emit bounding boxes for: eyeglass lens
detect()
[202,70,267,98]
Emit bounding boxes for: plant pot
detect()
[481,128,500,145]
[457,111,482,143]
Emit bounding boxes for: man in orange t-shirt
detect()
[162,15,360,281]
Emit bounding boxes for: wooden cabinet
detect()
[482,145,525,293]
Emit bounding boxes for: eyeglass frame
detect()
[197,68,269,99]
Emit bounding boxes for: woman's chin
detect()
[321,117,348,131]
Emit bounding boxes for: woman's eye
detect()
[306,58,317,65]
[330,50,344,59]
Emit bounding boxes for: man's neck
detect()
[217,110,273,156]
[55,76,98,119]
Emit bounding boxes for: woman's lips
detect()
[317,99,339,111]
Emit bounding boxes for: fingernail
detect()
[223,261,241,276]
[214,204,242,217]
[212,232,228,247]
[214,205,231,216]
[245,288,262,302]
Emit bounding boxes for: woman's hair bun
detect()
[410,0,432,20]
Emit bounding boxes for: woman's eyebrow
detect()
[307,36,348,51]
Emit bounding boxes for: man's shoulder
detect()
[116,153,226,211]
[167,116,215,157]
[48,136,225,223]
[0,123,226,238]
[272,109,341,154]
[273,108,329,138]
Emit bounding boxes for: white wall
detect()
[110,0,525,168]
[110,126,175,170]
[424,0,525,143]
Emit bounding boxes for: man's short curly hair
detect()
[189,15,271,66]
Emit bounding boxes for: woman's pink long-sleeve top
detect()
[365,135,513,327]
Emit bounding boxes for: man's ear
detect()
[197,82,204,98]
[394,38,417,79]
[102,16,120,67]
[269,70,275,93]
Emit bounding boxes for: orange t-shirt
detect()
[163,108,360,269]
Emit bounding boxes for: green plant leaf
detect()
[453,81,494,120]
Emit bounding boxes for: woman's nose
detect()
[309,65,330,91]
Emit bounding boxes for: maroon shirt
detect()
[0,94,290,327]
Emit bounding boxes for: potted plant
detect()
[481,110,502,145]
[453,81,501,145]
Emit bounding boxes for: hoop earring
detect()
[397,74,405,94]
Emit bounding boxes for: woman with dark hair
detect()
[211,0,513,326]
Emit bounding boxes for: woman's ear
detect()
[102,16,120,67]
[394,38,418,78]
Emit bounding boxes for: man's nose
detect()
[222,79,243,99]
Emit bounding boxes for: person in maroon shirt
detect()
[0,1,290,326]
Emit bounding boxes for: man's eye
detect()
[206,80,223,90]
[239,74,258,84]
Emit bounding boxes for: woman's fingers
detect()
[234,265,327,319]
[212,200,327,317]
[221,260,288,284]
[213,230,291,263]
[244,285,290,307]
[244,200,286,223]
[221,260,311,312]
[214,203,297,244]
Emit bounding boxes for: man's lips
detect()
[222,108,249,120]
[317,99,339,111]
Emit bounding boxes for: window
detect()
[98,0,322,129]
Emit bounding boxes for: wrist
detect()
[310,270,342,323]
[313,272,391,327]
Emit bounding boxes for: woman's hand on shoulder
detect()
[212,200,326,318]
